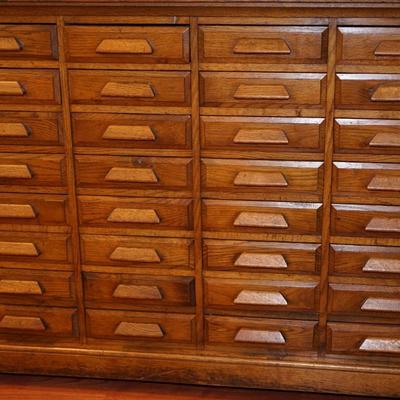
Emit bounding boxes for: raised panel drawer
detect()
[65,25,190,64]
[69,70,191,107]
[200,26,327,64]
[204,239,320,274]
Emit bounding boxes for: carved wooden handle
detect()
[0,81,25,96]
[234,84,290,100]
[367,175,400,191]
[234,252,287,269]
[0,204,36,219]
[0,123,30,137]
[233,38,291,55]
[369,132,400,148]
[371,83,400,102]
[234,328,286,344]
[363,258,400,274]
[96,39,153,54]
[0,37,23,51]
[234,171,288,187]
[105,167,158,183]
[0,164,32,179]
[234,290,288,306]
[107,208,160,224]
[0,315,45,331]
[102,125,156,141]
[374,40,400,56]
[101,82,155,98]
[113,284,162,300]
[365,217,400,233]
[234,128,288,145]
[234,212,288,228]
[114,322,164,338]
[109,247,161,263]
[361,298,400,312]
[360,338,400,353]
[0,279,42,295]
[0,241,39,257]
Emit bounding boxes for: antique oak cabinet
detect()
[0,0,399,396]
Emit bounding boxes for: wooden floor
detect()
[0,374,384,400]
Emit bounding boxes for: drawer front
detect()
[76,155,192,192]
[201,116,325,153]
[65,25,190,64]
[81,235,194,269]
[335,119,400,155]
[79,196,192,231]
[204,239,320,274]
[205,278,319,313]
[0,25,57,60]
[84,273,195,310]
[203,200,322,235]
[200,72,326,108]
[330,244,400,278]
[72,113,191,150]
[202,159,323,196]
[200,26,327,64]
[336,74,400,110]
[86,309,195,344]
[0,70,60,105]
[206,316,317,352]
[0,112,62,147]
[331,204,400,238]
[328,322,400,357]
[69,70,191,107]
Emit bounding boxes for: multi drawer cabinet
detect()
[0,0,399,397]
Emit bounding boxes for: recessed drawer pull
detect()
[105,167,158,183]
[374,40,400,56]
[0,164,32,179]
[0,204,36,219]
[110,247,161,263]
[234,252,287,269]
[107,208,160,224]
[0,315,45,331]
[234,171,288,187]
[361,298,400,312]
[101,82,155,98]
[371,83,400,102]
[0,279,42,295]
[234,84,290,100]
[113,284,162,300]
[96,39,153,55]
[0,37,23,51]
[0,241,39,257]
[0,81,25,96]
[369,132,400,148]
[233,128,289,145]
[367,175,400,191]
[233,38,291,55]
[114,322,164,338]
[365,217,400,233]
[234,328,286,344]
[234,290,287,306]
[0,123,29,137]
[234,212,288,228]
[102,125,156,141]
[363,258,400,274]
[360,338,400,353]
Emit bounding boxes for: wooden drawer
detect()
[330,244,400,278]
[203,200,322,235]
[206,316,317,352]
[83,272,195,310]
[200,26,327,64]
[69,70,191,107]
[0,269,75,306]
[76,155,192,192]
[0,153,66,192]
[336,74,400,110]
[202,159,323,197]
[331,204,400,238]
[205,277,319,314]
[200,72,326,108]
[79,196,192,232]
[0,24,57,60]
[0,70,60,105]
[72,113,191,150]
[204,239,320,274]
[201,116,325,153]
[81,235,194,270]
[86,309,195,345]
[334,119,400,155]
[65,25,189,64]
[328,322,400,357]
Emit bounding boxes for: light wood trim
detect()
[233,38,290,55]
[374,41,400,56]
[371,83,400,102]
[363,258,400,273]
[367,175,400,191]
[0,164,32,179]
[0,81,25,96]
[234,84,290,100]
[365,217,400,233]
[360,338,400,353]
[234,328,286,344]
[0,123,29,137]
[234,171,288,187]
[369,132,400,147]
[109,247,161,263]
[0,37,22,51]
[113,284,162,300]
[0,241,39,257]
[0,279,42,295]
[102,125,156,141]
[107,208,160,224]
[361,298,400,312]
[233,128,288,145]
[0,315,45,331]
[114,322,164,338]
[234,212,288,228]
[234,290,288,306]
[101,82,155,98]
[96,39,153,54]
[105,167,158,183]
[234,252,287,269]
[0,204,36,219]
